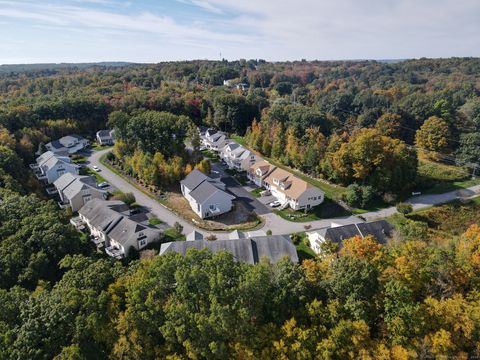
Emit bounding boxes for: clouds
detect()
[0,0,478,64]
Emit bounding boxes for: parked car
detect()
[92,165,101,172]
[98,182,109,188]
[270,200,281,208]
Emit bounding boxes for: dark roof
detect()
[159,235,298,264]
[325,220,393,245]
[79,199,160,247]
[180,169,209,191]
[97,129,112,137]
[357,220,394,244]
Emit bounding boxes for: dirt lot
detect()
[165,192,262,231]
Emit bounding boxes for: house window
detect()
[83,196,92,204]
[139,239,146,247]
[209,204,217,210]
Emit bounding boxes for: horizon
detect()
[0,0,478,64]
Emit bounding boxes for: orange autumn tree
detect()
[340,235,383,262]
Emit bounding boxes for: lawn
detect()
[274,198,350,222]
[80,167,107,183]
[148,217,163,226]
[296,243,316,261]
[230,134,246,146]
[250,188,263,198]
[201,149,220,161]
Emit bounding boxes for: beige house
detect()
[54,173,106,212]
[248,160,324,211]
[220,142,258,172]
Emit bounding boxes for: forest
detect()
[1,58,480,358]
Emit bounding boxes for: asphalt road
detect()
[89,148,480,237]
[87,149,232,239]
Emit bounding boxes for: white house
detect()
[54,173,106,212]
[306,220,394,255]
[201,129,228,151]
[96,129,115,145]
[78,199,161,259]
[46,134,89,155]
[248,161,324,211]
[180,169,235,219]
[33,151,79,184]
[220,142,258,172]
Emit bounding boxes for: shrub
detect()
[266,229,272,236]
[174,221,183,234]
[114,192,136,206]
[396,202,413,215]
[291,233,302,245]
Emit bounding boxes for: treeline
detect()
[108,110,209,189]
[2,214,480,358]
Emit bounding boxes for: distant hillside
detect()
[0,62,138,73]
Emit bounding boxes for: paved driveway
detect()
[221,176,272,215]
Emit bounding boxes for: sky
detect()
[0,0,479,64]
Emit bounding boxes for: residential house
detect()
[248,161,325,211]
[96,129,115,145]
[78,199,161,258]
[181,169,235,219]
[306,220,394,255]
[46,134,89,155]
[220,142,258,172]
[201,128,228,151]
[159,235,299,264]
[33,151,79,184]
[248,160,276,187]
[54,173,106,212]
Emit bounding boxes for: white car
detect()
[92,165,101,172]
[98,182,109,188]
[270,200,281,208]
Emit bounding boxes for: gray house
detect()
[96,129,115,145]
[33,151,79,184]
[160,235,298,264]
[306,220,394,255]
[79,199,162,258]
[54,173,106,212]
[180,169,235,219]
[46,134,89,155]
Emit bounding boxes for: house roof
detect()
[47,134,86,150]
[180,169,209,191]
[263,167,321,200]
[59,174,99,200]
[96,129,113,138]
[188,180,234,205]
[320,220,394,245]
[159,235,298,264]
[229,230,246,239]
[79,199,160,247]
[186,230,204,241]
[250,160,275,175]
[41,155,76,172]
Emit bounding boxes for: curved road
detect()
[88,149,480,237]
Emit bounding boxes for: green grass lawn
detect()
[80,167,107,183]
[296,243,316,261]
[274,198,350,222]
[148,217,163,226]
[230,134,246,146]
[201,149,220,161]
[250,188,263,197]
[164,228,186,241]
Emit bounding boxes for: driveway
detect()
[221,176,272,215]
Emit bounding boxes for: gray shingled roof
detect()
[324,220,393,245]
[79,199,160,247]
[180,169,209,191]
[159,235,298,264]
[186,230,204,241]
[97,129,112,137]
[187,181,223,204]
